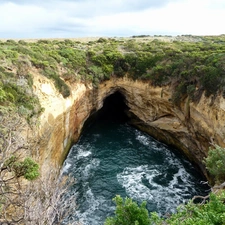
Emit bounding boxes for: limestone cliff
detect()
[33,73,225,177]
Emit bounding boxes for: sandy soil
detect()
[0,36,176,43]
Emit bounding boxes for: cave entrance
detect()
[83,91,130,131]
[97,91,129,122]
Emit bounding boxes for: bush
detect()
[200,66,220,97]
[42,69,71,98]
[97,37,108,43]
[3,156,40,181]
[166,193,225,225]
[0,86,7,103]
[105,194,225,225]
[13,157,40,180]
[104,195,152,225]
[204,145,225,183]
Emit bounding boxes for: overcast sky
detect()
[0,0,224,39]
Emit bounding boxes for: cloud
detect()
[0,3,59,34]
[1,0,175,12]
[76,0,225,36]
[0,0,225,38]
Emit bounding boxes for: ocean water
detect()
[61,120,209,225]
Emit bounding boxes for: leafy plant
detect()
[0,86,7,103]
[104,195,153,225]
[3,156,40,181]
[13,157,40,180]
[42,68,71,98]
[166,193,225,225]
[204,145,225,183]
[105,193,225,225]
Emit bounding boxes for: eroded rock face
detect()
[33,74,225,177]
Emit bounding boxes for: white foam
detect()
[136,133,150,146]
[117,164,197,214]
[77,150,92,159]
[117,165,154,201]
[62,162,71,173]
[74,187,108,225]
[82,158,100,179]
[148,166,196,213]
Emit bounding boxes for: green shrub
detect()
[105,194,225,225]
[42,68,71,98]
[91,54,107,66]
[187,84,196,99]
[104,195,153,225]
[18,40,27,45]
[31,58,49,69]
[4,156,40,181]
[0,86,7,103]
[1,80,41,120]
[204,145,225,183]
[172,82,188,105]
[3,50,19,60]
[6,39,17,45]
[97,38,108,43]
[13,157,40,180]
[26,73,34,87]
[200,66,220,97]
[58,48,86,69]
[166,193,225,225]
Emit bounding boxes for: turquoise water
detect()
[61,120,209,225]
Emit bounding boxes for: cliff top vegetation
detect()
[1,34,225,112]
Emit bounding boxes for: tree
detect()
[204,144,225,183]
[105,194,225,225]
[0,109,76,224]
[166,193,225,225]
[104,195,153,225]
[0,109,40,223]
[6,156,40,180]
[23,170,76,225]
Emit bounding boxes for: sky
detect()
[0,0,225,39]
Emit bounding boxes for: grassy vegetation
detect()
[1,35,225,109]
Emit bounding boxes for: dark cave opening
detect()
[97,91,130,122]
[82,91,130,132]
